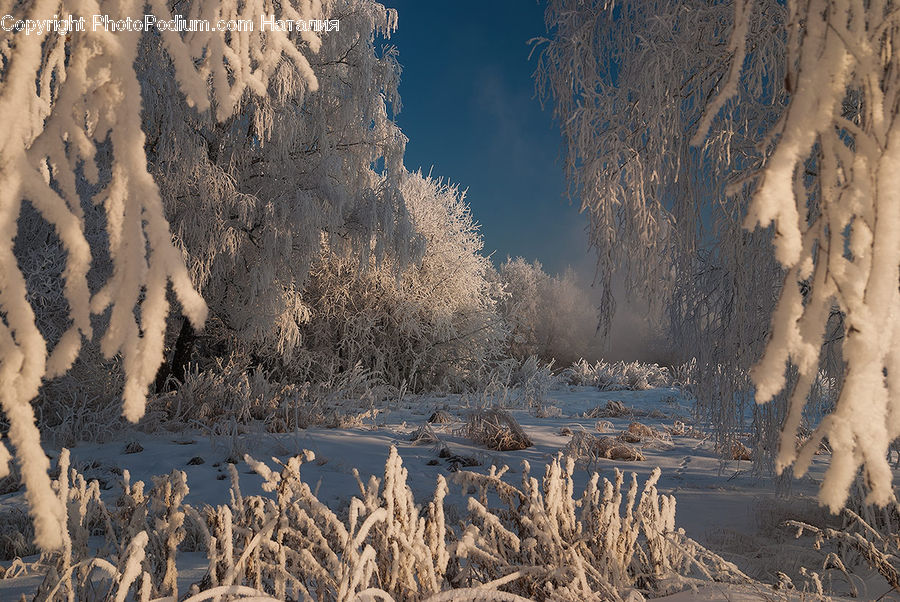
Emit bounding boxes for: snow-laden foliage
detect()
[735,1,900,512]
[296,172,506,391]
[533,0,785,336]
[150,355,386,433]
[783,479,900,596]
[15,447,749,601]
[537,0,900,509]
[0,0,336,550]
[563,359,672,391]
[471,355,558,408]
[533,0,790,461]
[460,409,532,451]
[148,0,414,362]
[564,432,645,464]
[495,258,599,366]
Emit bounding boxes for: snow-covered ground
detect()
[0,385,895,600]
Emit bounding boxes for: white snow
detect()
[0,383,874,600]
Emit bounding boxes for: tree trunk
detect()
[154,318,196,393]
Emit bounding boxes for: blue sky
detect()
[379,0,591,276]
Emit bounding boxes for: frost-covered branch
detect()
[538,0,900,510]
[0,0,325,549]
[23,447,751,601]
[741,1,900,510]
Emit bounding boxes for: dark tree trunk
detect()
[154,318,196,393]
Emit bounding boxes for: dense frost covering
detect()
[0,0,414,551]
[4,0,900,596]
[0,0,608,555]
[0,0,319,548]
[536,0,900,509]
[0,396,754,601]
[2,379,895,600]
[739,1,900,512]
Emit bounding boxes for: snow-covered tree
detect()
[738,0,900,511]
[496,258,599,366]
[536,0,900,510]
[0,0,326,549]
[298,171,506,390]
[146,0,413,376]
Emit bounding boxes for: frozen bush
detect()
[428,410,454,424]
[150,357,388,434]
[620,422,660,443]
[495,259,600,365]
[596,420,615,432]
[454,458,749,599]
[0,508,35,560]
[460,409,532,451]
[565,432,645,463]
[562,359,672,391]
[410,424,441,445]
[511,356,557,407]
[533,404,563,418]
[296,171,507,392]
[730,441,753,461]
[10,448,753,601]
[583,400,631,419]
[468,355,559,409]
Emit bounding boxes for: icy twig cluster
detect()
[15,448,750,601]
[0,0,325,549]
[741,1,900,510]
[562,359,672,391]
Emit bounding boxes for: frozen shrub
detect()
[460,409,532,451]
[666,421,706,440]
[562,360,672,391]
[596,420,615,432]
[32,372,129,448]
[428,410,454,424]
[512,356,558,407]
[410,424,441,445]
[619,424,672,451]
[563,358,601,386]
[533,404,563,418]
[150,357,388,433]
[565,432,645,463]
[0,508,35,560]
[469,355,559,409]
[620,422,658,443]
[454,458,749,599]
[151,357,291,427]
[296,171,507,392]
[785,507,900,596]
[438,447,482,470]
[584,400,631,419]
[0,459,21,496]
[730,441,753,461]
[467,359,516,407]
[10,446,759,600]
[670,359,698,390]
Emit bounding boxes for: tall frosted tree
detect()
[0,0,327,549]
[496,258,598,366]
[536,0,900,510]
[146,0,414,375]
[533,0,788,454]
